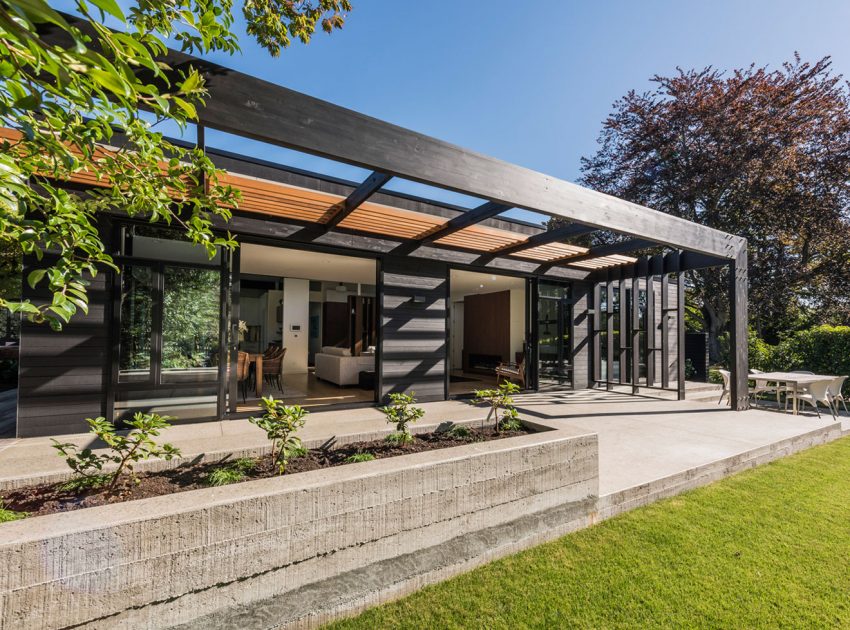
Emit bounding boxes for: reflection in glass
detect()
[161,266,220,382]
[537,281,571,387]
[119,265,153,382]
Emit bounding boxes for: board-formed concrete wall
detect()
[0,429,598,629]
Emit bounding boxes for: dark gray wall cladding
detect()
[380,256,447,403]
[16,262,110,438]
[571,281,591,389]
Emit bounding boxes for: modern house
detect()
[8,25,749,439]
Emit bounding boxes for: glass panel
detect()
[161,266,221,383]
[119,265,154,382]
[537,281,571,387]
[125,225,221,265]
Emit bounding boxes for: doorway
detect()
[233,244,378,414]
[536,281,573,389]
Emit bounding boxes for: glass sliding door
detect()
[536,281,572,388]
[161,266,221,383]
[113,225,226,422]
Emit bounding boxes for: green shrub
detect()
[250,398,308,474]
[446,424,473,439]
[473,381,522,432]
[748,328,775,371]
[0,502,27,523]
[767,325,850,394]
[345,452,376,463]
[52,412,181,491]
[380,392,424,445]
[58,474,110,493]
[385,431,413,446]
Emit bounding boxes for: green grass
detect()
[206,457,257,487]
[0,503,27,523]
[330,436,850,629]
[345,452,376,464]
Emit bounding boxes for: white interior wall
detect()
[282,278,309,374]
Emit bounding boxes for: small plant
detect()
[0,502,27,523]
[52,413,181,491]
[250,397,309,474]
[446,424,473,439]
[206,458,256,487]
[345,452,376,463]
[473,381,522,432]
[380,392,424,445]
[58,474,110,493]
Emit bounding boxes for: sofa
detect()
[314,346,375,386]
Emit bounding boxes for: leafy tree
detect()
[0,0,352,329]
[579,56,850,358]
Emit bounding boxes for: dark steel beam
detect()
[390,201,510,255]
[323,171,392,230]
[475,223,598,265]
[44,15,745,261]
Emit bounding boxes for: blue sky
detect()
[86,0,850,221]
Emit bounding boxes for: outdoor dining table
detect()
[748,371,837,415]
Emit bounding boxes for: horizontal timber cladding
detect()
[16,261,111,438]
[379,257,448,403]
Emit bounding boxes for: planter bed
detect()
[0,424,597,630]
[2,425,534,518]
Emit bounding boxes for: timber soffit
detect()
[39,17,745,269]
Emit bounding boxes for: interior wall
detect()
[509,288,525,363]
[282,278,309,374]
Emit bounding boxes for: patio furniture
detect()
[749,371,839,415]
[495,356,526,388]
[263,347,287,392]
[749,368,780,405]
[717,369,757,405]
[828,376,848,415]
[784,378,836,419]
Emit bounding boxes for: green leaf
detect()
[27,269,46,289]
[89,0,125,22]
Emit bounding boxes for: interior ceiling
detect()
[241,243,376,284]
[450,269,525,299]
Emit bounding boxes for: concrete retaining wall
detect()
[0,430,599,629]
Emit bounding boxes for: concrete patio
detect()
[0,389,846,495]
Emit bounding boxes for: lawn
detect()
[330,436,850,629]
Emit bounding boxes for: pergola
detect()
[43,18,750,410]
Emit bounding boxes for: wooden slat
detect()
[434,223,526,252]
[337,202,448,239]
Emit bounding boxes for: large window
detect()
[116,225,224,389]
[161,266,220,382]
[119,265,154,381]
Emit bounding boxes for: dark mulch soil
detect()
[2,426,533,518]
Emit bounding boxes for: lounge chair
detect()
[495,355,526,388]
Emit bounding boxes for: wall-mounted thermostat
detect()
[290,324,302,332]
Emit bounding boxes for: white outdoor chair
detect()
[828,376,848,416]
[749,368,780,406]
[784,378,836,419]
[717,369,757,405]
